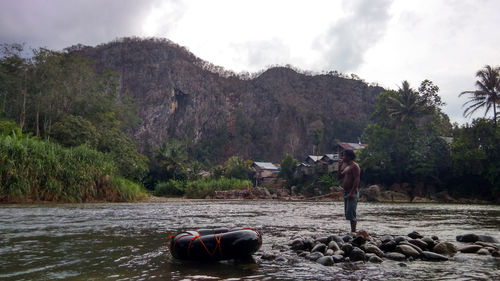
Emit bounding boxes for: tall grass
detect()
[154,177,252,198]
[0,135,146,202]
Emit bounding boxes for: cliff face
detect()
[81,38,384,162]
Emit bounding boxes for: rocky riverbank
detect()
[279,231,499,267]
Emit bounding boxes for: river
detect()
[1,201,499,280]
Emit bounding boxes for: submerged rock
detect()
[421,251,448,261]
[397,245,420,258]
[433,242,458,256]
[368,255,383,263]
[385,252,407,261]
[459,245,482,253]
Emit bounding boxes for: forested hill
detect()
[79,37,384,162]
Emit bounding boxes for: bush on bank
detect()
[154,177,252,198]
[0,135,146,202]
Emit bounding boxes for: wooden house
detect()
[334,142,368,158]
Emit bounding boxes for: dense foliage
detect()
[154,177,251,198]
[0,134,145,202]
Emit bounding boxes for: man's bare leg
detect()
[350,221,357,233]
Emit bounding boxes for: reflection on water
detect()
[0,201,499,280]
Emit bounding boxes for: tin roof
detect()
[253,162,279,170]
[306,155,322,162]
[321,154,339,161]
[338,142,368,150]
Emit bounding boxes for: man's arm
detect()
[348,165,360,197]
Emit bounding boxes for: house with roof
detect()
[334,141,368,158]
[304,155,322,165]
[251,162,279,179]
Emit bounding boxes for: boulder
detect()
[328,234,344,245]
[382,190,411,202]
[477,235,499,243]
[456,233,479,243]
[364,244,385,258]
[290,239,306,251]
[306,252,324,261]
[380,235,394,244]
[316,256,334,266]
[380,240,397,252]
[349,247,366,262]
[368,255,383,263]
[325,249,334,256]
[352,236,366,247]
[433,242,458,256]
[328,241,340,251]
[385,252,407,261]
[341,243,354,256]
[408,231,423,239]
[394,236,407,244]
[397,245,420,258]
[421,251,448,261]
[304,238,315,250]
[433,190,456,203]
[360,185,382,202]
[332,254,344,263]
[476,248,489,255]
[422,237,436,249]
[311,243,327,254]
[408,239,428,250]
[458,245,482,253]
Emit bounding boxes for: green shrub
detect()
[154,180,186,197]
[0,135,144,202]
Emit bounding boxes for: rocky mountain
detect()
[79,37,384,162]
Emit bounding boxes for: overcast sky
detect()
[1,0,499,124]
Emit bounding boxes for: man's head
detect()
[343,149,356,162]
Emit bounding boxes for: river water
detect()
[0,201,499,281]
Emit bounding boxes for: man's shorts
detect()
[344,191,358,221]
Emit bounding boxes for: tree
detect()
[386,81,427,127]
[157,139,188,181]
[50,114,98,147]
[223,156,250,180]
[279,154,298,188]
[460,65,500,127]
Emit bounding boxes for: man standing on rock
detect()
[337,149,360,233]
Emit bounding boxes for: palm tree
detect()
[386,81,426,126]
[460,65,500,127]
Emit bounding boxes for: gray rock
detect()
[380,235,394,244]
[304,238,315,250]
[328,240,340,251]
[329,234,344,245]
[316,236,330,244]
[421,251,448,261]
[477,248,490,255]
[341,243,354,256]
[385,252,407,261]
[380,240,397,252]
[311,243,327,254]
[332,254,344,263]
[364,244,385,258]
[349,247,366,262]
[459,245,482,253]
[316,256,334,266]
[290,238,305,251]
[408,239,428,250]
[422,237,436,249]
[456,233,479,243]
[306,252,324,261]
[433,242,458,256]
[477,235,499,243]
[369,255,383,263]
[343,235,353,242]
[408,231,423,239]
[334,250,345,256]
[352,236,366,247]
[397,245,420,258]
[325,249,334,256]
[395,236,407,244]
[400,241,423,254]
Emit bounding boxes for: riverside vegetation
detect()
[0,39,498,203]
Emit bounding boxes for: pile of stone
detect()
[287,230,499,266]
[457,233,499,257]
